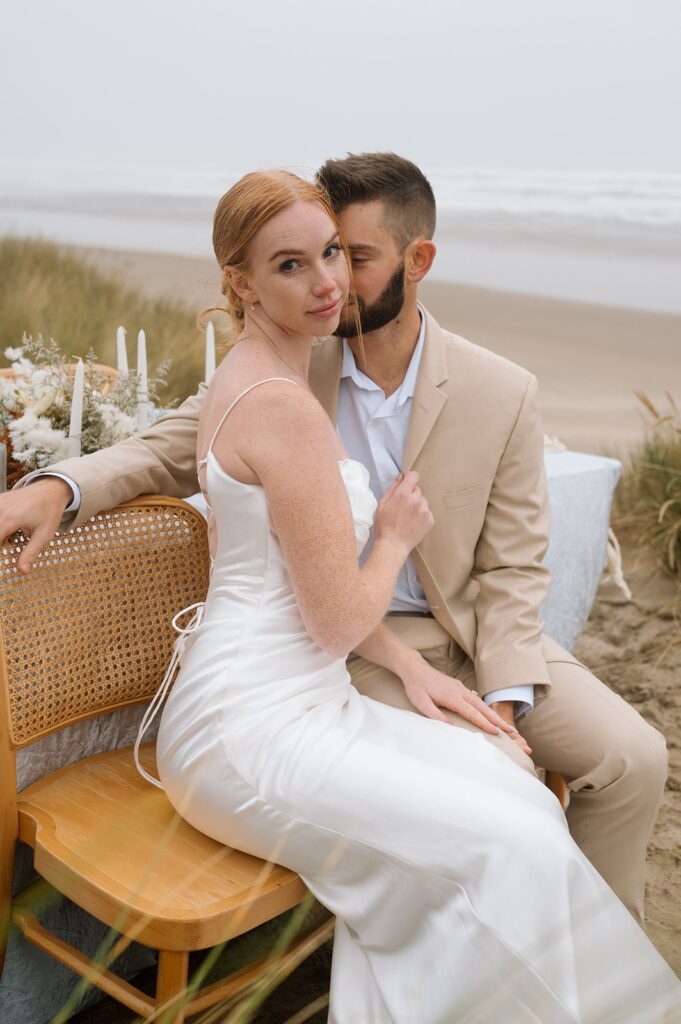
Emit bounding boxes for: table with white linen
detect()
[2,449,622,1023]
[541,450,622,652]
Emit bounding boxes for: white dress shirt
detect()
[337,312,428,612]
[30,471,81,512]
[336,308,534,719]
[29,316,533,716]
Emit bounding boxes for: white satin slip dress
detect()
[135,376,681,1024]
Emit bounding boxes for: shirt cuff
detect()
[26,472,81,513]
[484,684,535,720]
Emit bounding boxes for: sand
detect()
[63,242,681,456]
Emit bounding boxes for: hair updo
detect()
[197,169,362,358]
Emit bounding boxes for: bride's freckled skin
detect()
[233,200,350,344]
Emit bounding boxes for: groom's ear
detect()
[405,238,437,284]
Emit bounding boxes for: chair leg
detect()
[156,949,190,1024]
[545,769,569,810]
[0,797,18,981]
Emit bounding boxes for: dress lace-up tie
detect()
[133,601,206,789]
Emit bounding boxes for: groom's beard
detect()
[334,261,406,338]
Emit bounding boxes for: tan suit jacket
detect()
[15,307,552,702]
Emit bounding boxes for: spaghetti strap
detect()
[200,377,301,464]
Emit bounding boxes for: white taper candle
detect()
[116,326,128,373]
[205,320,216,384]
[136,329,149,431]
[67,358,85,458]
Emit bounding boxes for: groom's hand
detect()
[400,653,532,757]
[0,477,73,573]
[488,700,517,729]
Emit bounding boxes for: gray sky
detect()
[2,0,680,186]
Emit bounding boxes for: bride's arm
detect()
[351,623,421,676]
[234,384,427,659]
[351,623,525,744]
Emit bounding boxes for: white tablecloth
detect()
[3,449,622,1023]
[541,450,622,652]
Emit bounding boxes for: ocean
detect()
[1,165,680,313]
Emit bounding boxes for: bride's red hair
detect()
[198,169,363,361]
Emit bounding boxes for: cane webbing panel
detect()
[0,498,210,748]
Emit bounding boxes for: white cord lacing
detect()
[133,601,206,789]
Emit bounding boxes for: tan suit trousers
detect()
[347,615,668,928]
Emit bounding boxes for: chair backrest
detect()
[0,497,210,751]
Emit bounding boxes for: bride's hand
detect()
[399,651,533,756]
[374,471,434,554]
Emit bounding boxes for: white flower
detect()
[4,346,23,361]
[95,401,137,442]
[8,411,69,468]
[9,357,34,380]
[0,377,20,412]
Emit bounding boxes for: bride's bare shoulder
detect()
[205,352,317,419]
[197,346,333,475]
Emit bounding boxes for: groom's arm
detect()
[13,383,208,530]
[471,373,552,703]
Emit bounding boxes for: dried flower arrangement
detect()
[0,333,175,489]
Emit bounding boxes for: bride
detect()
[136,169,681,1023]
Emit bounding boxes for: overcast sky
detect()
[2,0,680,188]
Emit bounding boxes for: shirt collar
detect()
[341,305,426,407]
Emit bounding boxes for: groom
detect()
[0,153,666,927]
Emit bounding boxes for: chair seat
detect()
[17,744,307,951]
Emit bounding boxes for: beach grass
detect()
[0,236,205,405]
[614,392,681,581]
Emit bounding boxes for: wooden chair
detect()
[546,770,568,809]
[0,496,332,1023]
[0,493,568,1022]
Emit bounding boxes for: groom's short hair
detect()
[316,152,436,251]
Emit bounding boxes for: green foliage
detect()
[0,236,204,405]
[615,392,681,580]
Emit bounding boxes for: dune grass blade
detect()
[281,994,330,1024]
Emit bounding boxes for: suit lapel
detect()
[402,308,449,471]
